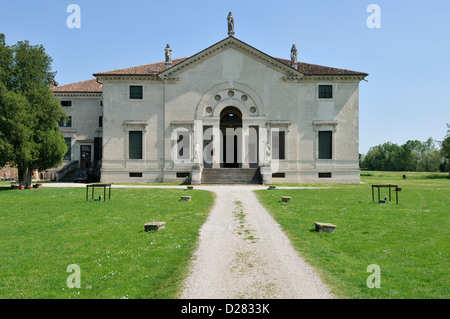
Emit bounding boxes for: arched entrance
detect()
[220,106,242,168]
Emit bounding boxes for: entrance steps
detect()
[201,168,262,185]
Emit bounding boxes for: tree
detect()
[441,123,450,176]
[361,137,445,173]
[0,34,67,187]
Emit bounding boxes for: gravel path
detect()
[180,185,334,299]
[43,182,334,298]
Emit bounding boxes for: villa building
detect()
[52,14,367,184]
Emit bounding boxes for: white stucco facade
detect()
[53,36,367,184]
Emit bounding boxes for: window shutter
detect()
[129,131,143,159]
[319,131,332,159]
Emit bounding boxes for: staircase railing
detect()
[56,160,79,181]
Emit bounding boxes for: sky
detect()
[1,0,449,154]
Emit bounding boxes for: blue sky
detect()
[1,0,449,154]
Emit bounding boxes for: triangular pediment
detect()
[158,36,304,79]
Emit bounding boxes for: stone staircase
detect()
[56,160,79,181]
[201,168,262,184]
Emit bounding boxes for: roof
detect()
[93,54,367,77]
[93,57,190,76]
[51,78,102,93]
[274,58,368,76]
[54,37,367,93]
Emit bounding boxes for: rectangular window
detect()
[177,131,191,160]
[318,172,332,178]
[99,116,103,128]
[318,131,332,159]
[318,85,333,99]
[61,101,72,107]
[59,116,72,128]
[129,131,143,159]
[129,172,143,177]
[129,85,143,100]
[64,137,71,161]
[94,137,102,162]
[272,131,286,160]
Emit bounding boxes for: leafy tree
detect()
[441,123,450,176]
[0,34,67,187]
[361,137,445,173]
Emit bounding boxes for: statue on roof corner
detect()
[290,44,298,64]
[165,44,172,63]
[227,12,235,36]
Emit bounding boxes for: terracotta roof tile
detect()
[93,56,366,77]
[51,78,102,93]
[274,57,368,76]
[93,57,189,76]
[55,52,366,94]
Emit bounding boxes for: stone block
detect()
[145,222,166,232]
[281,196,291,202]
[314,222,336,233]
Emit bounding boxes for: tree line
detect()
[360,125,450,175]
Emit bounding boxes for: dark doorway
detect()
[220,107,242,168]
[80,145,92,169]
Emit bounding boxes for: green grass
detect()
[0,186,214,299]
[255,171,449,299]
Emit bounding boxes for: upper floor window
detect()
[61,100,72,107]
[129,85,143,100]
[318,85,333,99]
[59,116,72,128]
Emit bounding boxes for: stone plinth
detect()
[145,222,166,232]
[314,222,336,233]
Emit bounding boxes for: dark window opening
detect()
[59,116,72,128]
[129,172,142,177]
[129,85,143,99]
[318,172,332,178]
[129,131,143,159]
[177,132,190,160]
[318,131,332,159]
[272,131,286,160]
[176,172,190,178]
[318,85,333,99]
[99,116,103,128]
[61,101,72,107]
[63,137,71,161]
[272,172,285,178]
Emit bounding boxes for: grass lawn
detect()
[0,186,214,299]
[256,171,449,299]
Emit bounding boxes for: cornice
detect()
[53,92,102,97]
